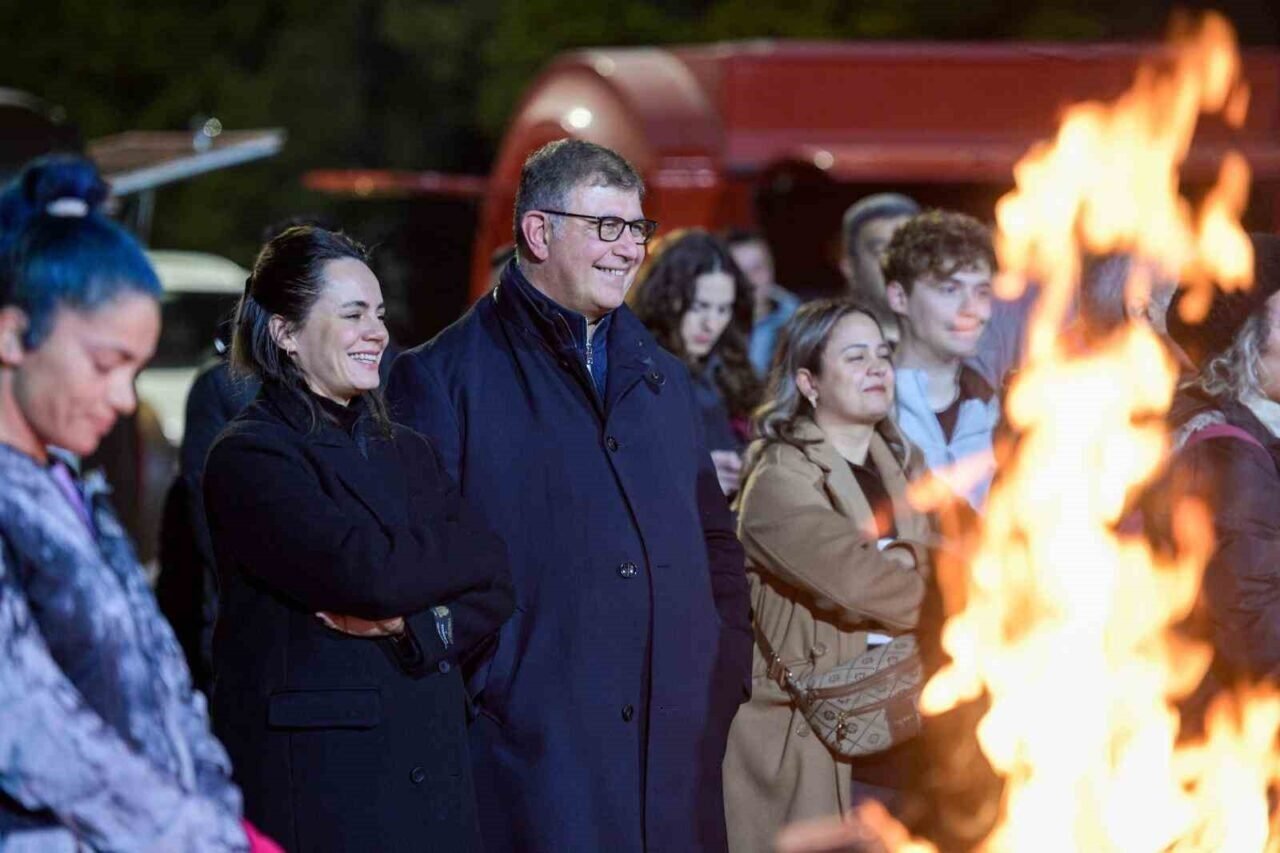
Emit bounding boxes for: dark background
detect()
[3,0,1278,340]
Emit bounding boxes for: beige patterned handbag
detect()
[756,626,923,757]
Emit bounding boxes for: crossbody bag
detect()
[755,623,923,757]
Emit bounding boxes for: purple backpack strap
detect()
[1119,422,1267,537]
[1183,422,1266,452]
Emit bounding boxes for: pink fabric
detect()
[243,820,286,853]
[1185,422,1265,452]
[1118,421,1267,535]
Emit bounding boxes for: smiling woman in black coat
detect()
[203,227,513,853]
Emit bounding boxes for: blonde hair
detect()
[1192,310,1268,402]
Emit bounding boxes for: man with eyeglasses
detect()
[387,139,751,853]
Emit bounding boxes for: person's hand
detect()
[316,612,405,637]
[710,449,743,497]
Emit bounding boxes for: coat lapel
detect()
[868,433,930,543]
[794,419,925,543]
[793,421,879,540]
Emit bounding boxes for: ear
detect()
[268,314,296,356]
[838,255,854,286]
[885,281,909,315]
[795,367,817,402]
[0,306,29,367]
[520,211,553,262]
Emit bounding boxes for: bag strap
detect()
[1119,421,1268,537]
[1183,422,1266,452]
[752,621,799,695]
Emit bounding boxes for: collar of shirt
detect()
[957,363,997,404]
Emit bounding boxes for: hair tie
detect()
[45,197,90,218]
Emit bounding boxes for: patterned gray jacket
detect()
[0,443,246,852]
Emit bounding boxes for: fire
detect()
[806,13,1280,853]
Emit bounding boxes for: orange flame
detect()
[994,11,1253,349]
[809,13,1280,853]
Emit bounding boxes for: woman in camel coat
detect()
[724,299,933,853]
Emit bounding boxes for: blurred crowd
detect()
[1,138,1278,853]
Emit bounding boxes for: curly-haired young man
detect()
[885,210,1000,509]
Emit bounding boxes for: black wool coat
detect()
[203,380,513,853]
[386,262,753,853]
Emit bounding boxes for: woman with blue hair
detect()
[0,156,278,852]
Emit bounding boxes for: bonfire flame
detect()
[813,13,1280,853]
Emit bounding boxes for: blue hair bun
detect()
[0,154,159,347]
[1,155,108,236]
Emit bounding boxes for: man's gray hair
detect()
[513,139,645,250]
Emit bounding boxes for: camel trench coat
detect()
[723,419,932,853]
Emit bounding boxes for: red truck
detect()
[309,40,1280,302]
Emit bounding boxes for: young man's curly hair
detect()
[882,210,995,293]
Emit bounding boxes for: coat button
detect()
[410,766,427,784]
[617,561,638,579]
[605,436,619,452]
[621,704,635,722]
[812,642,828,657]
[646,369,665,386]
[438,660,451,674]
[796,725,809,738]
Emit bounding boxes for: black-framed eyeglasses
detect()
[539,210,659,244]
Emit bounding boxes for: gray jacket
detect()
[0,444,245,852]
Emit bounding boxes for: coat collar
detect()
[255,380,408,527]
[257,379,370,448]
[787,418,928,543]
[493,259,604,353]
[492,260,665,416]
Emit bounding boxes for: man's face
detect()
[728,239,774,314]
[536,182,646,320]
[851,214,912,298]
[887,259,994,361]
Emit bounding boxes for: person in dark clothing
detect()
[628,228,762,496]
[1162,232,1280,685]
[157,324,260,691]
[162,316,400,690]
[386,139,752,853]
[203,226,512,853]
